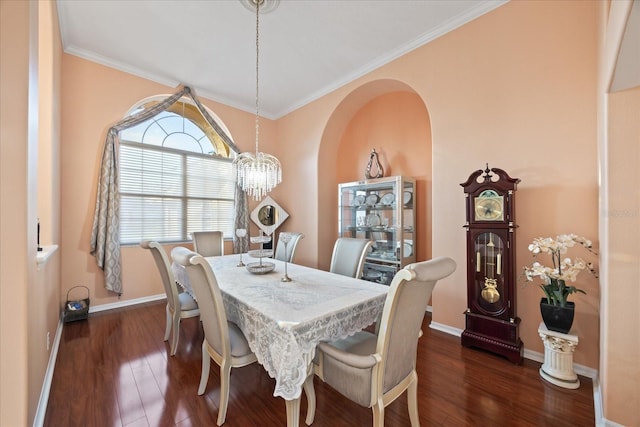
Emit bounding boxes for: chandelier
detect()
[233,0,282,200]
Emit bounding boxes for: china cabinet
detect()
[338,176,416,285]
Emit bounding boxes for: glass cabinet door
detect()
[338,176,416,285]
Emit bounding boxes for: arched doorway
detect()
[317,79,432,270]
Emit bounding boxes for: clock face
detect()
[474,190,504,221]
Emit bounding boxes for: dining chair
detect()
[171,247,258,426]
[274,231,305,263]
[192,230,224,257]
[329,237,373,279]
[310,256,457,427]
[140,240,200,356]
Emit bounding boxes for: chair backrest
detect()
[171,247,231,358]
[274,232,304,262]
[376,256,456,393]
[192,231,224,257]
[329,237,373,278]
[140,240,180,312]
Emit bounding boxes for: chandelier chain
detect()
[255,0,260,155]
[232,0,282,201]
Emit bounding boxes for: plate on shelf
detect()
[403,241,413,257]
[363,271,382,281]
[380,192,395,206]
[365,194,380,206]
[373,240,393,252]
[366,213,381,227]
[403,191,413,206]
[352,195,365,207]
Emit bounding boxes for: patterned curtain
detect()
[89,86,245,294]
[233,183,250,253]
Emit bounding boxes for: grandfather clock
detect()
[460,165,523,364]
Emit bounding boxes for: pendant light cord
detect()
[254,0,260,155]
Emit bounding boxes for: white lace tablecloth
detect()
[172,254,387,400]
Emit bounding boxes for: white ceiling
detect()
[57,0,507,119]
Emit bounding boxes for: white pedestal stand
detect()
[538,322,580,389]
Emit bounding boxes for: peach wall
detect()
[60,55,272,307]
[27,1,63,424]
[59,0,600,371]
[284,0,599,368]
[336,91,432,262]
[274,79,429,270]
[0,1,31,424]
[604,86,640,427]
[0,0,60,424]
[5,0,636,424]
[598,1,639,424]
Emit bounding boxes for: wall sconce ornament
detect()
[250,195,289,236]
[365,148,384,179]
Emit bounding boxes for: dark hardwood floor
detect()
[44,301,595,426]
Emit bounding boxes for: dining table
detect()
[172,253,388,426]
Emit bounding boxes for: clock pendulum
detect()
[481,234,501,304]
[460,165,523,364]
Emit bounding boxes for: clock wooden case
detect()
[460,165,523,364]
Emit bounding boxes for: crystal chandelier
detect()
[233,0,282,200]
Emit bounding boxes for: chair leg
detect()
[303,373,316,425]
[170,314,180,356]
[217,360,232,426]
[372,400,385,427]
[407,374,420,427]
[164,304,172,341]
[198,341,211,396]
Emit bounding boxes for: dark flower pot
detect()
[540,298,575,334]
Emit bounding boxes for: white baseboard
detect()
[88,293,166,313]
[33,294,166,426]
[429,320,463,337]
[33,317,63,427]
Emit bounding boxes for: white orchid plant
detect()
[523,234,598,307]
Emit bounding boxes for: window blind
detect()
[120,141,235,244]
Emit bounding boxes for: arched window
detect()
[119,96,236,244]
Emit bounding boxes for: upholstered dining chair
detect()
[192,230,224,257]
[329,237,373,279]
[140,240,200,356]
[274,231,305,263]
[171,247,258,426]
[310,256,457,427]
